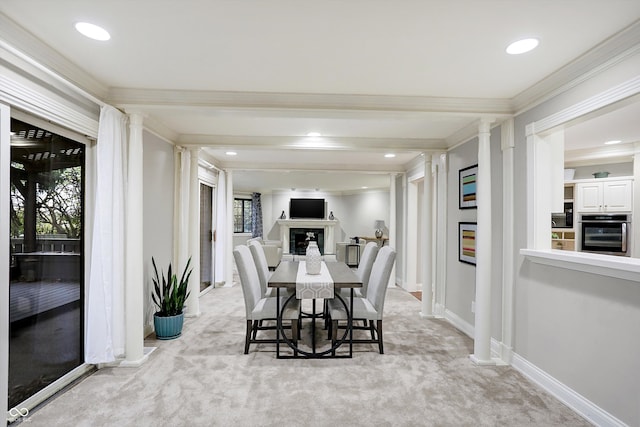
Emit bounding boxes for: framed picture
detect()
[459,164,478,209]
[458,222,477,265]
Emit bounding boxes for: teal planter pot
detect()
[154,313,184,340]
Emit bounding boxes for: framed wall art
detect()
[459,164,478,209]
[458,222,477,265]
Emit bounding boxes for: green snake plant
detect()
[152,257,192,317]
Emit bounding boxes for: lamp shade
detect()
[374,220,385,230]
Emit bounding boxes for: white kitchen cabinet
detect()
[576,179,632,212]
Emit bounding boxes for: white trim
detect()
[521,248,640,282]
[7,364,96,423]
[511,353,627,427]
[0,102,10,424]
[0,73,99,138]
[512,20,640,115]
[528,76,640,136]
[500,119,515,366]
[443,308,474,339]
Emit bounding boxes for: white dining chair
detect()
[327,245,396,354]
[233,245,299,354]
[248,239,273,298]
[350,241,379,298]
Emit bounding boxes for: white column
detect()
[420,154,434,317]
[389,173,397,287]
[406,182,418,290]
[501,119,515,364]
[226,170,234,286]
[434,153,448,317]
[185,147,201,316]
[123,112,145,365]
[633,142,640,257]
[174,148,191,271]
[471,119,495,366]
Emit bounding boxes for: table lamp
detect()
[374,220,385,239]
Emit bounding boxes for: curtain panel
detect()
[251,192,263,238]
[85,105,127,363]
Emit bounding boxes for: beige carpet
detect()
[22,284,589,427]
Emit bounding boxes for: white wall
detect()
[445,128,503,338]
[571,161,633,180]
[446,138,479,326]
[243,190,390,249]
[143,131,174,331]
[513,51,640,425]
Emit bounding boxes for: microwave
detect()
[551,202,573,228]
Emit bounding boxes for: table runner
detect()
[296,261,334,299]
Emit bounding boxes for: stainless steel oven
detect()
[579,214,631,256]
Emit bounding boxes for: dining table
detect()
[268,260,362,358]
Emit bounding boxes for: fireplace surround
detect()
[277,219,338,255]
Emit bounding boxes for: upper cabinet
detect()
[575,179,632,213]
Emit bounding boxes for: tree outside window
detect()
[233,198,252,233]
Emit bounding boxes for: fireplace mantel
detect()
[277,219,339,254]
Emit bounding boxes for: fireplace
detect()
[277,219,338,255]
[290,228,325,255]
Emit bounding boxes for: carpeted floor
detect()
[21,283,589,427]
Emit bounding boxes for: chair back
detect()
[356,242,379,296]
[247,240,269,298]
[233,245,263,318]
[366,246,396,319]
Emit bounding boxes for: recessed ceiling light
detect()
[225,151,237,156]
[307,132,322,137]
[604,140,622,145]
[384,153,396,158]
[361,186,368,189]
[75,22,111,41]
[506,38,539,55]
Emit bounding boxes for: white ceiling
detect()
[1,1,640,192]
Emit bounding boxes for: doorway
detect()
[200,183,214,292]
[7,117,84,409]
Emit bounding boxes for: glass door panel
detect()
[8,118,84,408]
[200,183,213,292]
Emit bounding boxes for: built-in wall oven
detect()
[579,214,631,256]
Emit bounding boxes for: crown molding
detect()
[177,134,447,151]
[564,143,635,166]
[109,86,512,115]
[512,19,640,114]
[213,160,405,173]
[0,14,108,100]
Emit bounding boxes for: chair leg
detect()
[244,320,252,354]
[369,320,376,340]
[291,319,298,346]
[377,320,384,354]
[252,320,259,340]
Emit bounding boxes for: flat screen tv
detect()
[290,198,325,219]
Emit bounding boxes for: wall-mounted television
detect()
[290,198,325,219]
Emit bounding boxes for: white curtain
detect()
[85,105,127,364]
[214,170,227,284]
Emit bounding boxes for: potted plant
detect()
[151,257,192,340]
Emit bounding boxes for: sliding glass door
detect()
[8,117,84,408]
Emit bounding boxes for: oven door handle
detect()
[579,220,628,224]
[622,223,627,253]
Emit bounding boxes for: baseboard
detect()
[443,308,474,339]
[511,353,627,427]
[443,310,625,425]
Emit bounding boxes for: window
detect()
[233,198,252,233]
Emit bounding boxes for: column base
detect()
[469,354,496,366]
[119,346,156,368]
